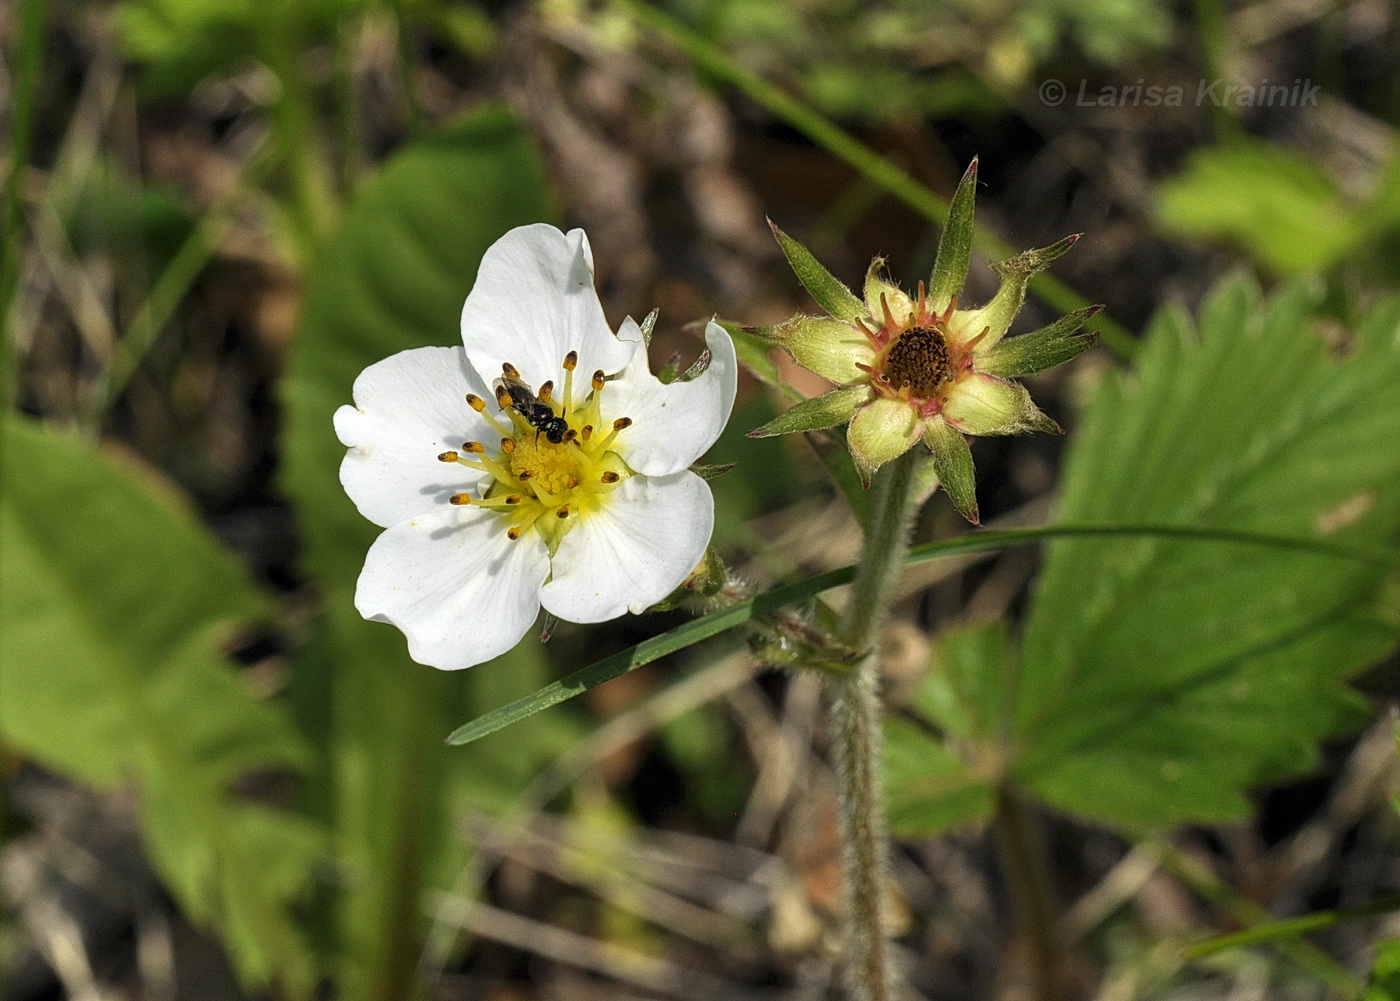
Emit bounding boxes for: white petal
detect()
[459,224,635,391]
[540,471,713,622]
[355,506,550,671]
[606,320,738,476]
[336,347,496,528]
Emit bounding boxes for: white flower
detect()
[334,224,738,671]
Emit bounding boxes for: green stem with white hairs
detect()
[830,449,922,1000]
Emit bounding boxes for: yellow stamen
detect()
[591,370,605,392]
[562,354,577,411]
[466,493,523,508]
[438,451,459,463]
[556,505,571,519]
[465,393,486,412]
[461,441,485,453]
[474,404,513,438]
[502,361,521,379]
[525,477,560,506]
[470,448,520,484]
[449,493,472,505]
[596,416,631,451]
[601,471,620,484]
[538,380,553,403]
[501,437,516,454]
[507,507,545,541]
[580,425,593,441]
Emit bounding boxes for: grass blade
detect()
[446,523,1392,746]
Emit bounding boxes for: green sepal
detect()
[747,385,868,438]
[748,606,861,674]
[689,461,736,480]
[637,307,658,346]
[676,346,713,382]
[768,219,865,323]
[977,305,1103,378]
[747,314,871,385]
[648,545,729,611]
[928,157,979,313]
[749,631,859,675]
[924,417,979,524]
[952,233,1081,349]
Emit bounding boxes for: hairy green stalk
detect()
[830,450,921,1000]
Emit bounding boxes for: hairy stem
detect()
[831,451,921,1000]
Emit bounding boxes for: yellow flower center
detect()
[509,436,581,496]
[437,351,633,552]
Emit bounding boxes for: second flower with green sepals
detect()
[748,160,1102,524]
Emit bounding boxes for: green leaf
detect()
[116,0,364,93]
[1366,937,1400,1001]
[0,416,321,995]
[1155,140,1362,275]
[1012,276,1400,828]
[768,219,865,323]
[886,622,1008,835]
[885,719,995,836]
[279,108,579,1000]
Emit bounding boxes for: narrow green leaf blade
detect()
[447,523,1387,747]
